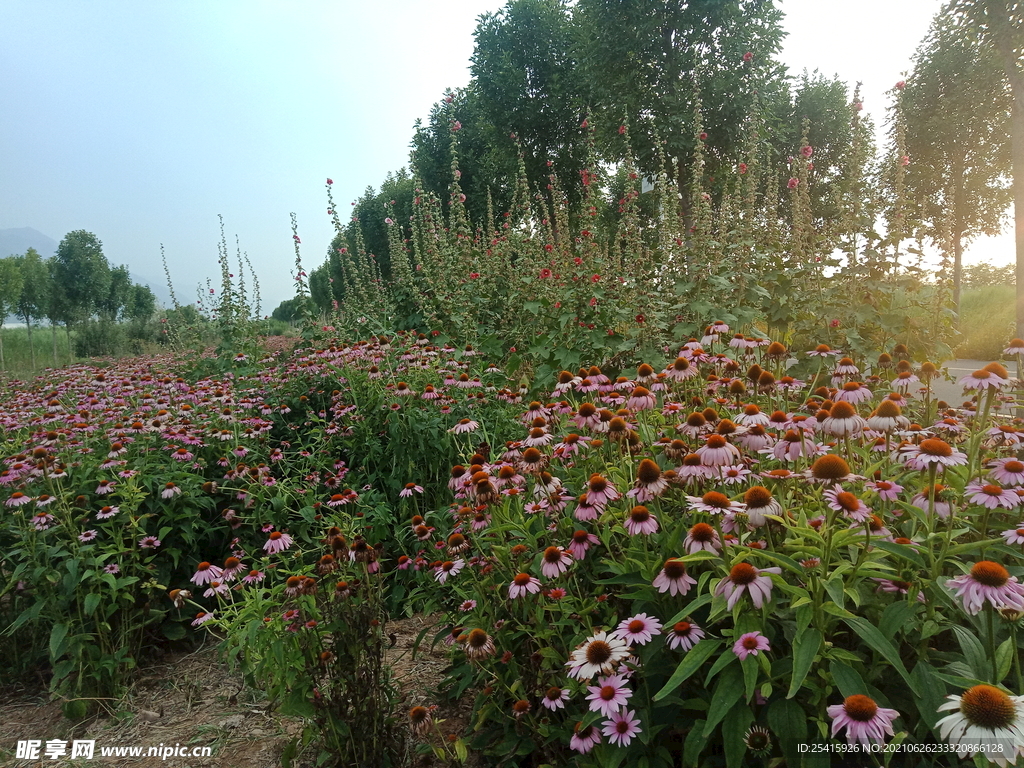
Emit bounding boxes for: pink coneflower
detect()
[161,482,182,499]
[827,695,900,746]
[138,536,161,549]
[103,563,120,574]
[742,486,781,526]
[628,459,669,501]
[95,479,116,495]
[624,505,659,535]
[718,464,752,485]
[825,487,872,523]
[990,458,1024,487]
[684,522,722,554]
[463,628,496,659]
[191,561,223,585]
[900,438,968,470]
[959,369,1005,390]
[696,434,741,466]
[613,613,662,645]
[716,563,782,609]
[821,401,867,437]
[866,480,903,502]
[965,482,1020,510]
[171,447,194,462]
[687,491,743,516]
[541,546,573,578]
[192,611,215,627]
[666,620,705,651]
[78,530,98,543]
[936,685,1024,765]
[653,559,698,595]
[584,474,619,506]
[459,599,477,612]
[833,382,873,404]
[602,708,642,747]
[264,531,294,554]
[586,673,633,717]
[242,569,265,584]
[203,580,228,598]
[568,529,600,559]
[449,419,479,434]
[1002,527,1024,546]
[541,686,570,711]
[873,578,926,602]
[732,631,770,660]
[566,631,631,680]
[32,510,53,530]
[4,491,32,507]
[399,482,425,497]
[947,561,1024,615]
[434,559,465,583]
[508,572,542,599]
[569,723,602,754]
[626,386,656,411]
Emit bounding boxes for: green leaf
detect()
[951,625,988,680]
[721,702,754,768]
[682,720,707,767]
[654,640,722,701]
[841,617,919,695]
[703,664,744,737]
[767,698,807,763]
[49,622,69,660]
[878,600,916,639]
[995,637,1014,683]
[911,661,948,729]
[871,540,926,568]
[829,660,868,698]
[83,593,101,617]
[787,628,822,698]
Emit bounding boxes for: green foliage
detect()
[53,231,112,326]
[955,284,1016,359]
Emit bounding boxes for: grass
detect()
[0,324,75,377]
[955,284,1016,360]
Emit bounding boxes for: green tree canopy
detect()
[53,230,111,325]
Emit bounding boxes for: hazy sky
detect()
[0,0,1012,314]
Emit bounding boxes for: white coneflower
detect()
[936,685,1024,766]
[820,401,867,437]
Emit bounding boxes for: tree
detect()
[124,284,156,324]
[13,247,48,369]
[98,265,133,323]
[571,0,789,185]
[901,11,1012,315]
[0,256,25,370]
[944,0,1024,336]
[272,296,315,323]
[53,231,111,331]
[471,0,589,212]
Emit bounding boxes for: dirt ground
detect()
[0,614,475,768]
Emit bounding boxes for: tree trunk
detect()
[51,323,57,366]
[953,228,964,322]
[26,316,34,369]
[0,327,5,371]
[65,325,72,364]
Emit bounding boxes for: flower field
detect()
[3,333,1024,767]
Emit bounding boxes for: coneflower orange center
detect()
[513,573,533,586]
[630,506,651,522]
[744,486,773,507]
[690,523,715,541]
[628,619,645,633]
[919,438,953,457]
[585,640,612,665]
[637,460,661,484]
[742,636,759,649]
[673,621,692,634]
[812,454,851,480]
[843,695,878,721]
[702,491,730,508]
[970,561,1009,587]
[959,685,1016,729]
[663,560,687,578]
[729,562,758,584]
[835,491,860,511]
[467,629,489,648]
[829,401,857,419]
[544,546,563,562]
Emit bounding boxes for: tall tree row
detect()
[0,232,158,369]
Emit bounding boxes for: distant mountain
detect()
[0,227,58,258]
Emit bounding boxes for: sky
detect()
[0,0,1014,314]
